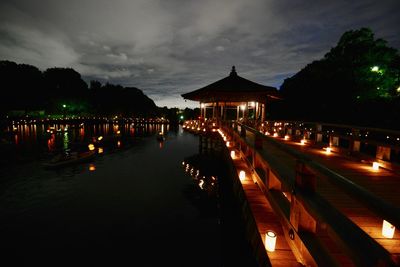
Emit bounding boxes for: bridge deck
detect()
[265,137,400,262]
[232,157,301,267]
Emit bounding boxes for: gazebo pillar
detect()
[244,103,248,120]
[236,106,240,121]
[261,103,265,122]
[255,102,259,122]
[212,102,215,119]
[215,101,219,120]
[223,102,227,121]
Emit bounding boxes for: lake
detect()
[0,122,257,266]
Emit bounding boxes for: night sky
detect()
[1,0,399,108]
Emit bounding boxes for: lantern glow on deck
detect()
[239,170,246,181]
[372,162,380,170]
[265,231,277,252]
[382,220,395,238]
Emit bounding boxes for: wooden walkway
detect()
[183,120,400,266]
[263,136,400,264]
[231,154,302,267]
[285,140,400,252]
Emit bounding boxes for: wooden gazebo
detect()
[181,66,280,122]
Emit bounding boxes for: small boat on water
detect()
[43,150,96,169]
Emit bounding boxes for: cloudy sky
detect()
[1,0,399,108]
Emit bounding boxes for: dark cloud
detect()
[1,0,399,108]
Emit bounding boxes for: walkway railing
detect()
[183,119,400,266]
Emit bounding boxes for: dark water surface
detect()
[0,123,257,266]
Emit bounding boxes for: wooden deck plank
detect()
[275,139,400,261]
[232,161,300,266]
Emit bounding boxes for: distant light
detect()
[372,162,380,170]
[226,141,230,147]
[230,151,236,159]
[371,66,379,72]
[300,139,306,145]
[201,103,205,108]
[273,133,278,137]
[89,164,96,171]
[88,144,95,151]
[180,115,184,120]
[397,86,400,93]
[98,147,104,154]
[239,170,246,181]
[265,231,277,252]
[249,102,255,107]
[62,104,66,108]
[382,220,395,238]
[284,135,289,140]
[240,105,246,111]
[325,147,331,154]
[199,179,204,189]
[117,141,121,147]
[97,136,103,141]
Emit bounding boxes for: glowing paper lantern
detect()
[265,231,277,252]
[239,171,246,181]
[230,151,235,159]
[382,220,395,238]
[372,162,380,170]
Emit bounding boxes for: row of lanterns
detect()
[269,132,397,239]
[220,128,278,252]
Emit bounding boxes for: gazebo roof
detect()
[181,66,281,102]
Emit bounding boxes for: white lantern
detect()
[382,220,395,238]
[230,151,235,159]
[265,231,277,252]
[372,162,380,171]
[239,171,246,181]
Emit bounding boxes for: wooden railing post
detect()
[315,124,323,143]
[295,160,316,193]
[349,128,360,153]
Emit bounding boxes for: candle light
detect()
[265,231,277,252]
[382,220,395,238]
[372,162,380,170]
[239,170,246,181]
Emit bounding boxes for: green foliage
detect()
[0,60,159,117]
[276,28,400,128]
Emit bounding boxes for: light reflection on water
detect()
[0,124,257,266]
[1,122,170,163]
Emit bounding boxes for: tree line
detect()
[0,61,166,118]
[270,27,400,129]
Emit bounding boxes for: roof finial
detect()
[230,65,237,76]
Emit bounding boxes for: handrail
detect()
[262,119,400,135]
[239,122,400,229]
